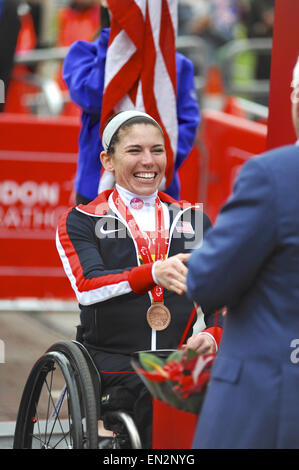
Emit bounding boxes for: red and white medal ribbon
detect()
[112,189,168,303]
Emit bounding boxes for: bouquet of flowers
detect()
[131,349,215,414]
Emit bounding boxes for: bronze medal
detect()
[146,302,171,331]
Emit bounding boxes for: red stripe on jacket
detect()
[57,207,156,295]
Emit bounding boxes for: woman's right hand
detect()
[153,253,190,295]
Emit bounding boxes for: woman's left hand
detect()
[182,333,216,355]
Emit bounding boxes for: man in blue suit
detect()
[186,55,299,449]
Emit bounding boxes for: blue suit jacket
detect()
[187,145,299,449]
[63,28,200,201]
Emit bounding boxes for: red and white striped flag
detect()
[99,0,178,193]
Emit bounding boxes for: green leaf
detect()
[185,348,198,361]
[165,349,184,363]
[138,352,165,372]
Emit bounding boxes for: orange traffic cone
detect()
[223,95,246,118]
[202,65,225,111]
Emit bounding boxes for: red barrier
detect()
[196,110,267,223]
[0,114,80,300]
[178,144,202,204]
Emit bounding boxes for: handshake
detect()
[153,253,190,296]
[153,253,216,355]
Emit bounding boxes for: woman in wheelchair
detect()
[55,110,222,448]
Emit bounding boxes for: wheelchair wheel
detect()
[13,341,98,449]
[102,410,142,449]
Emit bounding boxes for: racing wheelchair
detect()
[13,339,143,449]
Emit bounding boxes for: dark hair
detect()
[106,115,164,155]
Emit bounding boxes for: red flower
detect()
[136,366,167,383]
[163,360,184,382]
[174,375,195,398]
[134,350,216,413]
[195,370,211,388]
[181,356,198,372]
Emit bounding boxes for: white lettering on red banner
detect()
[0,181,59,206]
[0,180,68,233]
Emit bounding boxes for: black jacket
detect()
[57,190,219,354]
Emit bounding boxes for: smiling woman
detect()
[56,110,222,448]
[100,112,166,196]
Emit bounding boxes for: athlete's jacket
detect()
[56,191,222,354]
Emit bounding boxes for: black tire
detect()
[13,341,98,449]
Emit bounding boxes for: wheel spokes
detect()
[30,370,74,448]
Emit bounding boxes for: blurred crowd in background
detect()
[0,0,274,115]
[179,0,274,77]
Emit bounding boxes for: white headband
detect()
[101,110,162,151]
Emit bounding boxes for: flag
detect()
[99,0,178,193]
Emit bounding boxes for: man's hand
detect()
[154,253,190,295]
[183,333,216,355]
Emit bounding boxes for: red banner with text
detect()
[0,114,79,300]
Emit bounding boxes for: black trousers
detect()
[88,347,153,449]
